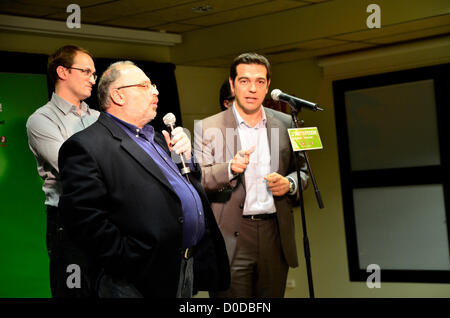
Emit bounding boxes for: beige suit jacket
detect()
[194,107,309,267]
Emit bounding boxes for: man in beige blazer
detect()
[194,53,309,297]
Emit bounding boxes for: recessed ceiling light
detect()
[192,5,213,13]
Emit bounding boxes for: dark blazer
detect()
[58,112,230,297]
[194,107,309,268]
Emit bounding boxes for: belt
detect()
[183,246,196,259]
[242,213,277,221]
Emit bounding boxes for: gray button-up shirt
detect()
[26,93,100,207]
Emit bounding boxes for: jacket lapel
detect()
[265,107,274,153]
[264,107,290,174]
[265,107,279,173]
[221,108,241,159]
[98,113,176,195]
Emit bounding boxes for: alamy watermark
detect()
[366,4,381,29]
[366,264,381,288]
[65,4,381,30]
[66,4,81,29]
[66,264,81,289]
[191,121,281,173]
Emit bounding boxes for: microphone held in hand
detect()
[162,112,191,179]
[271,89,324,112]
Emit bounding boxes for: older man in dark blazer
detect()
[194,53,309,298]
[58,61,229,298]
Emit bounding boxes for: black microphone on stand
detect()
[271,89,324,112]
[162,112,191,182]
[271,88,325,299]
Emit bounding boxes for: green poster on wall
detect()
[0,72,51,297]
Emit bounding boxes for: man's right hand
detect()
[230,146,255,175]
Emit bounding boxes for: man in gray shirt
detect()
[26,45,99,297]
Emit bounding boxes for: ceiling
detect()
[1,0,449,66]
[1,0,330,33]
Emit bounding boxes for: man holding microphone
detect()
[58,61,229,297]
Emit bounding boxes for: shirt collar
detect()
[232,101,267,128]
[105,112,155,141]
[51,92,92,116]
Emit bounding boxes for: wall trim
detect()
[318,35,450,79]
[0,14,182,46]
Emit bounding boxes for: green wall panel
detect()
[0,72,51,297]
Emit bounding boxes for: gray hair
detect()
[97,60,136,110]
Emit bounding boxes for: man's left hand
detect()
[162,127,192,160]
[264,172,290,196]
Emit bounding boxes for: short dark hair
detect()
[47,45,93,87]
[229,52,271,82]
[219,79,234,111]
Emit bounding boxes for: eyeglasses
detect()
[65,66,97,81]
[116,81,157,92]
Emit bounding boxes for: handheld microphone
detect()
[271,89,324,112]
[162,113,191,180]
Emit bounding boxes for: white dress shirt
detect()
[229,104,276,215]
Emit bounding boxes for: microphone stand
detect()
[289,104,324,299]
